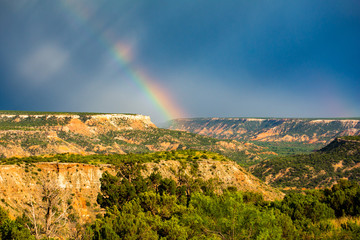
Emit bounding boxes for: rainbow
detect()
[60,1,186,121]
[111,43,185,120]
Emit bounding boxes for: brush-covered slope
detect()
[168,118,360,144]
[0,111,273,164]
[251,136,360,189]
[0,150,283,238]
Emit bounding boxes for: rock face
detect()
[0,159,283,224]
[168,118,360,144]
[142,160,283,201]
[0,113,156,132]
[0,163,115,225]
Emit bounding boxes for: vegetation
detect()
[0,115,71,130]
[0,112,270,164]
[0,150,227,165]
[96,128,269,164]
[252,138,360,188]
[0,126,263,164]
[1,178,360,239]
[0,207,35,239]
[0,150,360,239]
[250,141,324,156]
[22,173,77,239]
[1,112,360,238]
[83,161,360,240]
[341,136,360,141]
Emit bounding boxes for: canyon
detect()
[0,153,283,238]
[168,117,360,144]
[0,112,274,163]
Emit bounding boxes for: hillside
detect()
[168,117,360,145]
[251,136,360,189]
[4,151,360,239]
[0,150,283,238]
[0,112,274,164]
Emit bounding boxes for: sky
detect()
[0,0,359,124]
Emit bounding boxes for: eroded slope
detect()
[0,150,283,238]
[251,136,360,189]
[168,118,360,144]
[0,112,274,164]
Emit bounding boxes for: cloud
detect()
[1,0,358,119]
[66,78,165,123]
[18,43,69,84]
[161,69,352,119]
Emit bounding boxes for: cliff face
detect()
[168,118,360,144]
[0,113,156,132]
[0,159,283,225]
[0,163,115,227]
[142,160,283,201]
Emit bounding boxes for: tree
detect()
[325,179,360,217]
[275,192,335,223]
[0,207,34,239]
[22,172,73,239]
[186,192,286,239]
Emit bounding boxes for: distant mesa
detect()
[0,111,270,163]
[0,111,156,158]
[167,117,360,144]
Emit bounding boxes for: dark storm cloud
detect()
[0,0,359,123]
[138,1,360,79]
